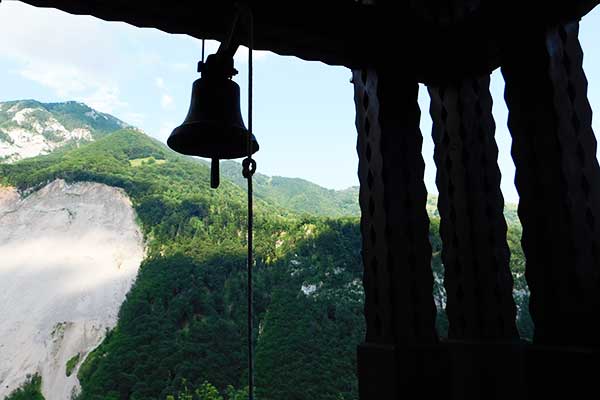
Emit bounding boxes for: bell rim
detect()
[167,122,259,159]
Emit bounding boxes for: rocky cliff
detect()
[0,100,128,163]
[0,180,144,400]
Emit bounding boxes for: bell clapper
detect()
[211,158,220,189]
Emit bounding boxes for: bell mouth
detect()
[167,121,259,159]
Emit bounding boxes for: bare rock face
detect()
[0,105,92,163]
[0,100,129,163]
[0,180,144,400]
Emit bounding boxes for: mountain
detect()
[0,100,520,222]
[0,101,530,400]
[209,160,360,217]
[0,100,129,163]
[216,161,522,225]
[0,128,365,400]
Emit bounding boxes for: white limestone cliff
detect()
[0,104,95,163]
[0,180,144,400]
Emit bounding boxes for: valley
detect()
[0,101,530,400]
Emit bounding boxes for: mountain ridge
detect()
[0,100,531,400]
[206,159,360,217]
[0,99,521,223]
[0,99,129,163]
[0,126,367,400]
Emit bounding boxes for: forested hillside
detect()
[0,127,530,400]
[206,160,360,217]
[0,130,365,400]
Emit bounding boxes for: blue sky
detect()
[1,1,599,203]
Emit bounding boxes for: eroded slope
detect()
[0,179,144,400]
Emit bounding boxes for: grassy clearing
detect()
[129,157,167,167]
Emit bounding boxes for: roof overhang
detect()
[17,0,600,83]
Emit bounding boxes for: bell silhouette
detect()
[168,55,259,189]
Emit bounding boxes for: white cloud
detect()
[155,77,174,110]
[82,87,128,115]
[18,64,89,96]
[160,94,174,109]
[0,0,272,136]
[121,112,146,126]
[0,1,127,114]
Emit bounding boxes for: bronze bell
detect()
[167,54,259,188]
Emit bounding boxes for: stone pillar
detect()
[428,75,521,399]
[502,22,600,347]
[353,67,442,399]
[502,21,600,399]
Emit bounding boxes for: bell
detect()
[168,56,259,188]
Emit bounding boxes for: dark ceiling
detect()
[17,0,600,83]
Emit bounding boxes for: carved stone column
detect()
[353,67,442,399]
[428,75,521,399]
[502,22,600,347]
[502,21,600,399]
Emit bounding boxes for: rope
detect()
[243,6,256,400]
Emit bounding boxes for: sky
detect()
[1,1,600,203]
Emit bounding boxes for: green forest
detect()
[0,129,530,400]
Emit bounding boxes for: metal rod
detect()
[216,7,241,60]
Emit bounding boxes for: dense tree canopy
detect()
[0,129,531,400]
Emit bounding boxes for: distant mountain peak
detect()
[0,99,131,163]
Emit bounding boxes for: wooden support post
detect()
[502,21,600,347]
[428,75,518,341]
[502,21,600,398]
[428,75,522,399]
[353,67,442,399]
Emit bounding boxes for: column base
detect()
[526,344,600,399]
[445,340,526,400]
[357,342,448,400]
[358,341,529,399]
[358,341,600,399]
